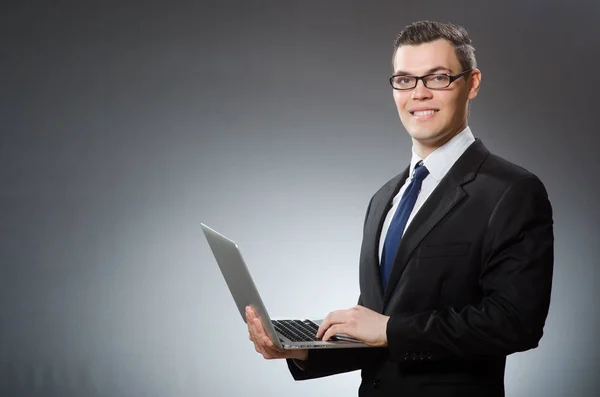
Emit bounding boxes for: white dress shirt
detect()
[378,126,475,264]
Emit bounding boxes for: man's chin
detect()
[408,130,454,152]
[407,129,442,143]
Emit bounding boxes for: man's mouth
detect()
[410,110,439,116]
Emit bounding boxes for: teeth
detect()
[413,110,437,116]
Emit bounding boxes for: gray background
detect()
[1,1,599,396]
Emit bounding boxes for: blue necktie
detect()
[381,161,430,289]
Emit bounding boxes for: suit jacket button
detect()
[411,353,417,360]
[373,379,380,389]
[404,352,410,361]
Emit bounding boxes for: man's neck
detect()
[412,125,467,159]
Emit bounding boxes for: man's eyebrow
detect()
[393,66,453,76]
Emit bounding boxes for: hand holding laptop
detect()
[246,306,308,361]
[202,223,371,351]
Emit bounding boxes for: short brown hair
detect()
[392,21,477,72]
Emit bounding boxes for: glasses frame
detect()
[389,69,472,91]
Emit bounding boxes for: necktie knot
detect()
[413,161,429,183]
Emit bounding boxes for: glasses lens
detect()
[392,76,416,90]
[424,75,451,89]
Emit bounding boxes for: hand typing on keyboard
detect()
[317,305,390,347]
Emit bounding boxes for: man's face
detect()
[392,39,480,150]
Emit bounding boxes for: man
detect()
[246,20,553,397]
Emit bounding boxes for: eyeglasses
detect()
[389,69,472,90]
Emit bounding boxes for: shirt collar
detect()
[408,126,475,182]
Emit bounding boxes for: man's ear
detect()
[467,68,482,100]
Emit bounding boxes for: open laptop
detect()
[201,223,370,349]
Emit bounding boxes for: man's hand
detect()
[317,305,390,347]
[245,306,309,361]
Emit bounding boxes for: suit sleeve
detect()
[385,175,554,362]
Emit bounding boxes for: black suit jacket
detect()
[287,140,554,397]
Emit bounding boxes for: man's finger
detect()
[253,337,271,358]
[253,318,265,336]
[323,324,344,342]
[246,306,258,320]
[248,324,257,340]
[254,318,277,348]
[245,308,254,327]
[263,335,275,348]
[317,312,335,338]
[261,328,281,350]
[246,306,257,321]
[317,310,346,338]
[251,334,263,352]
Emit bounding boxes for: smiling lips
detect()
[410,109,439,119]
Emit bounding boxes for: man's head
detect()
[391,21,481,157]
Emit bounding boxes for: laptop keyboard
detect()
[272,319,320,342]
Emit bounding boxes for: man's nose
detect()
[411,79,433,100]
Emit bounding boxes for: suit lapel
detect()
[381,139,490,310]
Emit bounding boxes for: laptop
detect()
[201,223,370,349]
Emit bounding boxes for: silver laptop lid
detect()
[201,223,283,348]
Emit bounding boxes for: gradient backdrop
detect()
[1,1,599,396]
